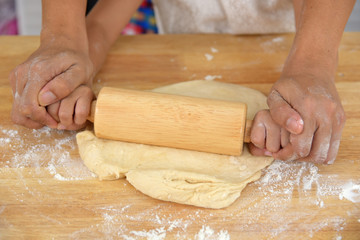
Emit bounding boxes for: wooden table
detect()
[0,34,359,239]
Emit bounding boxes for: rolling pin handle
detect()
[244,119,252,143]
[87,100,97,123]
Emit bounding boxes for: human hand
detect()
[266,66,345,164]
[46,85,94,130]
[9,41,94,129]
[249,109,290,157]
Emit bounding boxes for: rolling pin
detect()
[88,87,253,156]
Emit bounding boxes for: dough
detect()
[76,80,273,209]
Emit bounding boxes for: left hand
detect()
[46,85,95,130]
[267,64,346,164]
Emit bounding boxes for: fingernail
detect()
[286,117,303,134]
[57,124,66,130]
[264,151,273,157]
[39,91,56,106]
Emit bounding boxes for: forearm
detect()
[41,0,88,50]
[287,0,355,74]
[86,0,142,73]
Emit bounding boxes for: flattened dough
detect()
[77,80,273,209]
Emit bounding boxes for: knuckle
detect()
[254,109,268,120]
[29,60,44,72]
[294,141,311,158]
[84,86,94,96]
[325,100,338,115]
[19,104,32,116]
[250,134,263,147]
[58,110,72,123]
[267,144,279,153]
[75,110,88,124]
[57,80,73,96]
[9,65,23,84]
[314,154,327,164]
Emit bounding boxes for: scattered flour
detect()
[260,36,286,52]
[272,36,284,43]
[210,47,219,53]
[1,125,359,239]
[204,75,222,81]
[0,125,94,181]
[195,225,230,240]
[204,53,214,61]
[128,227,166,240]
[339,182,360,203]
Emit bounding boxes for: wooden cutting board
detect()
[0,34,359,239]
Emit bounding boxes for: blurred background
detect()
[0,0,158,35]
[0,0,359,35]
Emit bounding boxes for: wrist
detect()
[86,20,111,74]
[284,40,338,77]
[40,0,88,52]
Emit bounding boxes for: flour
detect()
[204,53,214,61]
[0,125,94,180]
[128,228,166,240]
[1,124,359,239]
[204,75,222,81]
[272,36,284,43]
[195,225,230,240]
[339,182,360,203]
[210,47,219,53]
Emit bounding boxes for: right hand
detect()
[9,41,94,129]
[249,109,291,158]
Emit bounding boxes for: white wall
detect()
[15,0,41,35]
[14,0,360,35]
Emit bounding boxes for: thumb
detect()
[267,90,304,134]
[38,70,86,106]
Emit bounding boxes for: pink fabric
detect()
[0,18,18,35]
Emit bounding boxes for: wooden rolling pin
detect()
[88,87,253,156]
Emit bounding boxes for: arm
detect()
[86,0,143,73]
[265,0,355,163]
[45,0,142,130]
[9,0,91,129]
[10,0,141,130]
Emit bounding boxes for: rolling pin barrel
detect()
[89,87,252,156]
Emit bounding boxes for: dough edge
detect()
[77,80,274,209]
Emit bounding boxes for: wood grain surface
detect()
[0,34,359,239]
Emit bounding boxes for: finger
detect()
[10,64,28,97]
[19,80,58,128]
[272,143,297,161]
[46,102,61,122]
[58,97,76,129]
[38,67,88,106]
[289,117,317,160]
[267,89,304,134]
[325,133,341,165]
[27,105,58,128]
[264,117,281,153]
[280,127,290,148]
[22,117,45,129]
[9,67,18,94]
[11,108,44,129]
[301,126,331,164]
[248,143,273,157]
[325,115,345,164]
[250,122,266,149]
[74,89,93,125]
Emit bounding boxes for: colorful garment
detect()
[122,0,158,35]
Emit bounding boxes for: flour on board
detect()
[1,125,359,238]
